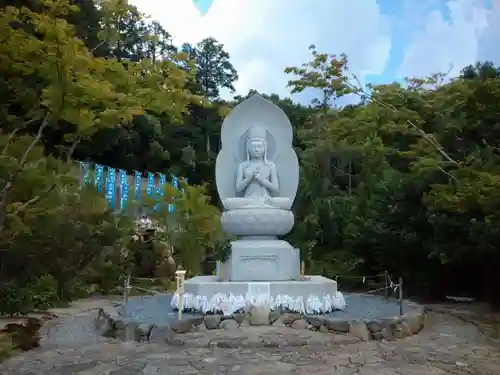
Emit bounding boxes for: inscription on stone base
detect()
[225,240,300,282]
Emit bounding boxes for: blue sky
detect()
[130,0,499,104]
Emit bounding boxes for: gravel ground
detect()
[7,308,500,375]
[122,293,410,326]
[324,294,410,320]
[40,313,111,348]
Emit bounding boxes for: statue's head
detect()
[246,125,268,161]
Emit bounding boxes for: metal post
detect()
[123,272,131,316]
[384,271,389,301]
[399,276,404,315]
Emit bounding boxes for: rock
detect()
[170,319,193,334]
[113,317,125,330]
[269,310,281,324]
[204,315,222,330]
[239,319,250,327]
[262,339,281,348]
[197,323,208,331]
[232,313,245,324]
[138,323,153,340]
[348,320,370,341]
[148,325,175,343]
[366,320,382,333]
[305,316,324,328]
[248,306,270,326]
[214,338,242,348]
[220,319,238,330]
[95,314,112,335]
[371,331,383,341]
[291,319,308,330]
[380,321,394,341]
[191,317,205,327]
[118,323,140,341]
[323,318,349,333]
[95,309,106,328]
[281,313,302,325]
[405,312,424,334]
[272,318,286,327]
[394,321,411,339]
[319,325,329,333]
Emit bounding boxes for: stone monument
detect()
[171,95,345,314]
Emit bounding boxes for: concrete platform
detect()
[172,275,346,314]
[185,275,337,297]
[223,239,300,281]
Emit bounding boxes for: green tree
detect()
[182,37,238,99]
[0,0,194,235]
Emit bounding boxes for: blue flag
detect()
[193,0,213,15]
[106,167,116,208]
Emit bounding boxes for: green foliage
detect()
[1,0,500,318]
[213,237,232,263]
[133,182,224,276]
[0,281,32,316]
[27,275,59,311]
[285,48,500,303]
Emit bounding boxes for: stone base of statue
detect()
[223,239,300,282]
[171,275,345,314]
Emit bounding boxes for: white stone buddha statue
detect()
[215,94,299,237]
[222,125,291,210]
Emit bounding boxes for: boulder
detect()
[204,315,222,330]
[247,306,270,326]
[291,319,308,330]
[219,319,238,330]
[348,320,370,341]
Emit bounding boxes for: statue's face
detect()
[248,139,265,159]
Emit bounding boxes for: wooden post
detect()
[175,269,186,321]
[384,271,389,301]
[398,276,404,315]
[178,294,183,321]
[300,261,305,280]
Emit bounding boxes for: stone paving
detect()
[1,298,500,374]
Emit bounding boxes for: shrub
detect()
[0,281,32,316]
[26,274,59,311]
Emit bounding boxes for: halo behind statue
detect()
[215,94,299,205]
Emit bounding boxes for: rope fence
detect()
[334,272,404,315]
[120,271,405,317]
[121,274,163,316]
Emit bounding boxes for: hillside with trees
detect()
[0,0,499,320]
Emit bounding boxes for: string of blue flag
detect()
[79,162,186,211]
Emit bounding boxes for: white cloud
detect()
[129,0,391,101]
[397,0,497,78]
[477,0,500,63]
